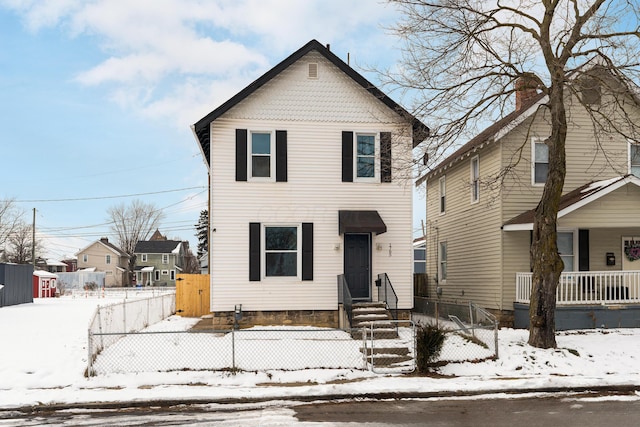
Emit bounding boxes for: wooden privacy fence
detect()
[176,274,210,317]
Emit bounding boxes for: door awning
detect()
[339,210,387,235]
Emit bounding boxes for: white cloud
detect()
[2,0,400,127]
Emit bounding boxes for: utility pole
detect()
[32,208,36,269]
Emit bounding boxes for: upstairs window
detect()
[470,156,479,203]
[630,142,640,178]
[83,254,88,263]
[250,132,273,179]
[105,255,111,265]
[236,129,287,182]
[356,134,376,179]
[439,176,446,214]
[341,131,391,183]
[141,254,147,262]
[162,254,169,264]
[533,138,549,184]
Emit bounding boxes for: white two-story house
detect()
[192,40,428,328]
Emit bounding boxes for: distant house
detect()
[417,65,640,329]
[133,236,187,287]
[35,259,68,273]
[75,238,130,287]
[192,40,428,328]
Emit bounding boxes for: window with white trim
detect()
[162,254,169,264]
[264,225,300,277]
[558,231,575,272]
[439,176,446,214]
[470,155,479,203]
[532,138,549,184]
[629,142,640,178]
[161,270,169,276]
[170,270,176,281]
[105,255,111,265]
[355,133,377,180]
[154,270,160,281]
[439,241,447,281]
[250,131,274,180]
[141,254,147,262]
[83,254,88,263]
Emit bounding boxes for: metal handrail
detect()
[377,273,398,320]
[337,274,353,327]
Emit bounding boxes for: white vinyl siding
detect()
[208,51,414,312]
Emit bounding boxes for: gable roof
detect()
[192,39,429,166]
[75,238,129,258]
[502,175,640,230]
[417,92,547,186]
[134,240,183,254]
[418,64,640,186]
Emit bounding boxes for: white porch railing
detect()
[516,271,640,305]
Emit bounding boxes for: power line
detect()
[10,186,206,203]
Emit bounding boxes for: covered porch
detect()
[505,175,640,329]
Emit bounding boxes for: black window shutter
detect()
[578,229,590,271]
[249,222,261,281]
[276,130,287,182]
[302,223,313,281]
[236,129,247,181]
[380,132,392,183]
[342,131,353,182]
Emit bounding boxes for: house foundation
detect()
[210,309,340,329]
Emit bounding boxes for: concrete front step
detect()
[360,346,410,356]
[366,354,414,367]
[351,328,399,339]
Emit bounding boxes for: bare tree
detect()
[107,199,165,275]
[388,0,640,348]
[5,223,42,264]
[0,199,22,252]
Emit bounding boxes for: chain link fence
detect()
[88,324,417,375]
[412,299,499,364]
[87,293,175,376]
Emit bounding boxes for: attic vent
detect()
[308,62,318,79]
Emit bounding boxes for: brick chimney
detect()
[100,237,109,243]
[515,76,538,112]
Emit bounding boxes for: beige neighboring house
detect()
[75,237,130,287]
[418,65,640,329]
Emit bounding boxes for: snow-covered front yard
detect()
[1,296,640,409]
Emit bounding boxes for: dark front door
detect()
[344,233,371,300]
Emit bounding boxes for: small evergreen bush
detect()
[416,323,446,373]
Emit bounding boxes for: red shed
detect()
[33,270,58,298]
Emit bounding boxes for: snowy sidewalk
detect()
[1,297,640,409]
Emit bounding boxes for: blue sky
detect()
[0,0,425,260]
